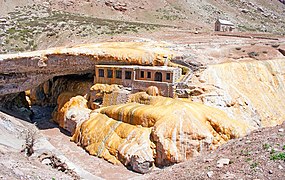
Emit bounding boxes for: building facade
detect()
[215,19,235,32]
[94,65,182,97]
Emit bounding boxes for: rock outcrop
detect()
[29,76,93,106]
[0,42,174,95]
[55,91,251,172]
[71,112,155,173]
[53,94,91,134]
[100,92,251,166]
[88,84,130,109]
[189,58,285,128]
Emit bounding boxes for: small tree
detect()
[21,125,38,156]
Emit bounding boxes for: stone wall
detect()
[132,80,174,97]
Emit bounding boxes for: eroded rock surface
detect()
[29,76,93,106]
[71,112,155,173]
[189,58,285,128]
[100,92,251,166]
[54,90,251,172]
[0,42,174,95]
[53,94,91,134]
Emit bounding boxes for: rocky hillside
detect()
[1,0,284,31]
[0,0,285,54]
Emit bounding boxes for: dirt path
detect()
[31,106,141,180]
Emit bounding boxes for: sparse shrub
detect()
[21,125,38,156]
[263,143,271,150]
[235,47,241,50]
[283,145,285,150]
[270,152,285,160]
[241,149,251,156]
[250,162,258,169]
[245,158,252,162]
[248,51,259,58]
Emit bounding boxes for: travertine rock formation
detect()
[30,77,93,106]
[189,58,285,128]
[71,112,155,173]
[0,42,174,95]
[55,91,251,172]
[100,92,251,166]
[53,94,91,133]
[88,84,129,109]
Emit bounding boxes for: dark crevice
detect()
[277,48,285,56]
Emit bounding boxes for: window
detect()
[107,70,113,78]
[125,71,132,80]
[147,72,151,78]
[116,70,122,79]
[166,73,171,80]
[99,69,104,77]
[140,71,144,78]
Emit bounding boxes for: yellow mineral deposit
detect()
[88,84,125,109]
[53,93,91,133]
[197,59,285,128]
[99,92,251,166]
[55,89,252,172]
[67,42,174,66]
[146,86,160,96]
[71,112,155,173]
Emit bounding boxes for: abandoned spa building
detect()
[94,65,182,97]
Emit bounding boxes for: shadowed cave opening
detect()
[25,72,94,132]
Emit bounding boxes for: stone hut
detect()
[215,19,235,32]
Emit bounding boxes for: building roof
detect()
[95,65,179,71]
[216,19,234,26]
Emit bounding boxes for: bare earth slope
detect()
[0,0,285,54]
[0,111,75,180]
[1,0,284,33]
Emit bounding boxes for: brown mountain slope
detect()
[1,0,285,32]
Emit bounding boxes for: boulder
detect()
[88,84,128,109]
[146,86,159,96]
[53,93,91,134]
[71,112,155,173]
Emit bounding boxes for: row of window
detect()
[98,69,171,80]
[140,71,170,80]
[98,69,132,79]
[140,71,152,78]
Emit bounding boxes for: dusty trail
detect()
[31,105,141,180]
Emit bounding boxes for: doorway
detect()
[154,72,162,82]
